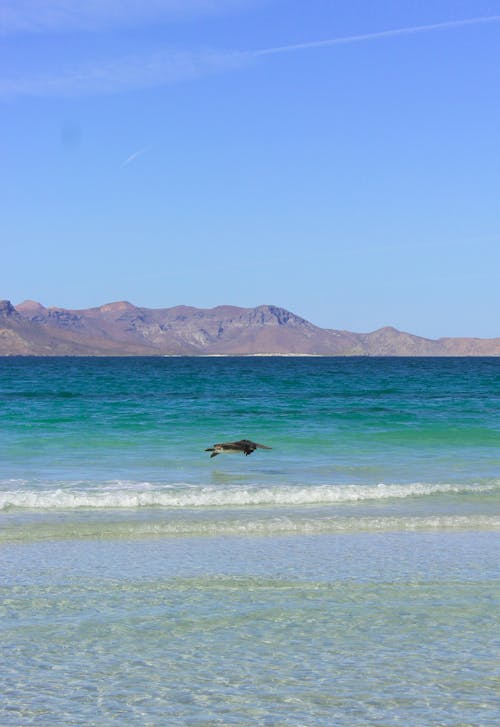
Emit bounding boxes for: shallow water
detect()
[1,357,499,724]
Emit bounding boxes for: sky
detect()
[1,0,499,338]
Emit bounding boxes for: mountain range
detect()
[0,299,498,356]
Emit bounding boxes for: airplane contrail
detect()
[253,15,500,56]
[121,147,149,167]
[2,15,499,98]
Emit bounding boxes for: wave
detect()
[0,481,497,512]
[1,514,499,544]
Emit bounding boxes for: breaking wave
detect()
[0,481,497,511]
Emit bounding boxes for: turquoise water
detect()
[1,357,499,725]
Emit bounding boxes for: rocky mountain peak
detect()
[99,301,137,314]
[0,300,17,316]
[16,300,46,315]
[0,299,498,356]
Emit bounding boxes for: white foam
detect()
[1,513,499,544]
[0,481,496,511]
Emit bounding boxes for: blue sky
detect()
[1,0,499,338]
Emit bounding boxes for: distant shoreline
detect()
[1,300,499,356]
[1,353,499,359]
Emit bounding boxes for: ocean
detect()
[1,356,499,725]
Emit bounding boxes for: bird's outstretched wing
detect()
[231,439,272,453]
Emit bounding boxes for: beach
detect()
[1,356,499,725]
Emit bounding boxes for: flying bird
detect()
[205,439,272,458]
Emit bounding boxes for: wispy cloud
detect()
[122,147,150,167]
[0,0,258,34]
[0,48,248,98]
[1,14,499,98]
